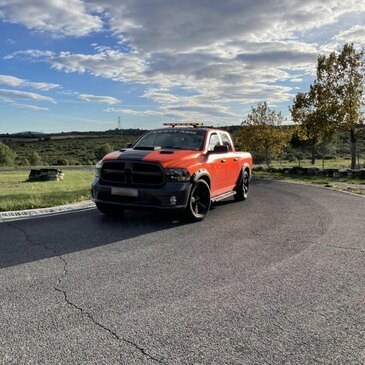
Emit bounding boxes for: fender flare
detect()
[235,163,251,186]
[191,168,211,187]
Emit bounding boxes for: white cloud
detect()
[105,108,162,116]
[0,0,102,37]
[333,25,365,44]
[0,88,55,102]
[90,0,365,52]
[2,0,364,123]
[105,103,241,123]
[0,74,59,91]
[4,49,55,60]
[50,50,146,83]
[289,78,304,83]
[79,93,120,105]
[13,103,49,111]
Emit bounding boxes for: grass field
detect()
[256,158,363,169]
[254,170,365,195]
[0,170,94,211]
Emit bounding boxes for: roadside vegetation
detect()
[254,170,365,195]
[0,170,94,211]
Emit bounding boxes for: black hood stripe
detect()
[117,149,155,160]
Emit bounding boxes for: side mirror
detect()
[213,145,229,153]
[125,143,133,148]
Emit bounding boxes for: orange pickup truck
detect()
[91,123,252,221]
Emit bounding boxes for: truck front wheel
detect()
[184,179,211,222]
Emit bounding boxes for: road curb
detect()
[0,200,95,222]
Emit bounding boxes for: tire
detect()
[234,170,249,201]
[96,202,125,216]
[184,179,211,222]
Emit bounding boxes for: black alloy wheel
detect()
[184,179,211,222]
[234,170,249,201]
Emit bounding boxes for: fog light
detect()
[170,195,177,205]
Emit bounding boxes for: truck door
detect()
[206,132,226,195]
[219,132,239,190]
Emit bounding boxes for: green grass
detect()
[254,170,365,195]
[256,158,361,169]
[0,170,94,211]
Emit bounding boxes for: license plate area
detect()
[111,187,138,197]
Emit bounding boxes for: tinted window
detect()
[134,129,205,151]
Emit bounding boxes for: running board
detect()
[211,190,236,202]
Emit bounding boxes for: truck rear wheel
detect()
[234,170,249,201]
[184,179,211,222]
[96,202,125,216]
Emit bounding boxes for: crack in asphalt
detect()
[54,259,164,364]
[5,222,165,364]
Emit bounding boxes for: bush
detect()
[28,151,42,166]
[16,158,30,166]
[56,158,69,166]
[0,142,17,166]
[94,143,113,161]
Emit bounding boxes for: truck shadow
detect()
[0,209,185,269]
[1,180,263,269]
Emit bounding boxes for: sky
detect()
[0,0,364,133]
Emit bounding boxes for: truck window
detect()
[208,133,220,151]
[219,132,233,151]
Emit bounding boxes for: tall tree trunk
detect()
[311,141,315,165]
[350,128,357,170]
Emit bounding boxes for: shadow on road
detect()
[0,209,186,269]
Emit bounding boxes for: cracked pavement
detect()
[0,180,364,364]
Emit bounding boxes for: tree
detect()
[237,102,291,166]
[0,142,17,166]
[28,151,42,166]
[316,43,364,169]
[290,84,337,165]
[94,143,113,161]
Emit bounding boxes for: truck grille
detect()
[100,161,164,186]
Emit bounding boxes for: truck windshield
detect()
[133,129,206,151]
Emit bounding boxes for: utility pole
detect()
[117,116,122,136]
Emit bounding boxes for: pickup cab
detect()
[91,123,252,221]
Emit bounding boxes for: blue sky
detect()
[0,0,364,133]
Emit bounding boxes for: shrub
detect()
[0,142,17,166]
[16,158,30,166]
[56,158,69,166]
[94,143,113,161]
[28,151,42,166]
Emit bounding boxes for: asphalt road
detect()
[0,180,364,365]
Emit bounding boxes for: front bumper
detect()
[91,177,192,210]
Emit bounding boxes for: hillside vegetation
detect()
[1,135,139,166]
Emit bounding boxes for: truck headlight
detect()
[95,160,103,177]
[165,168,191,182]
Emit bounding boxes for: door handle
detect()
[221,159,226,163]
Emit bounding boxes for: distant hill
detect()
[11,131,47,137]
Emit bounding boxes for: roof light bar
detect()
[163,122,204,128]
